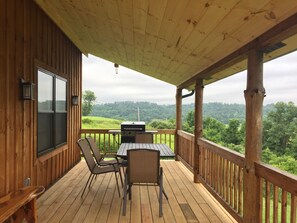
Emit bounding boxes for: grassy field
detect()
[82,116,123,129]
[82,116,154,129]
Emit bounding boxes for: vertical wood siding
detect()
[0,0,82,196]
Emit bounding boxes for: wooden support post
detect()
[243,49,265,223]
[175,88,182,161]
[194,79,203,183]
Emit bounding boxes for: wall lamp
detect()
[21,79,35,100]
[114,63,119,74]
[71,95,79,106]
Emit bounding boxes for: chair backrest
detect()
[86,136,102,163]
[77,138,96,172]
[127,149,160,184]
[135,133,153,143]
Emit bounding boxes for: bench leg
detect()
[13,198,37,223]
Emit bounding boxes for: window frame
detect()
[37,67,68,157]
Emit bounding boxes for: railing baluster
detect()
[224,159,228,201]
[238,167,243,216]
[291,195,296,223]
[259,178,263,223]
[230,162,233,207]
[265,180,271,223]
[234,165,238,212]
[273,186,279,223]
[281,190,287,223]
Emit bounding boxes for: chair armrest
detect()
[102,154,121,163]
[103,153,118,159]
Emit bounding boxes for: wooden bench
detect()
[0,186,44,223]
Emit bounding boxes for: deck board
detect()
[37,160,237,223]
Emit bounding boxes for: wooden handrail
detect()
[255,161,297,196]
[177,130,194,142]
[198,138,245,167]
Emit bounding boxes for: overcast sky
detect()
[82,51,297,105]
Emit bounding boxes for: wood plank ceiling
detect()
[34,0,297,89]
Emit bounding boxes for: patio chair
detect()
[86,136,124,185]
[122,149,168,217]
[77,138,121,197]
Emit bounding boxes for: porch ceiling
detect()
[34,0,297,89]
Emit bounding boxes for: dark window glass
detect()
[55,113,67,145]
[37,68,67,157]
[38,113,54,155]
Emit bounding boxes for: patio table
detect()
[117,143,175,159]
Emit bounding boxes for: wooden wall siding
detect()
[0,0,82,197]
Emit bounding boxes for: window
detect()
[37,68,67,156]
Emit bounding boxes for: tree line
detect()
[150,102,297,175]
[82,90,296,174]
[84,98,274,124]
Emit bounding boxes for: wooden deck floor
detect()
[37,160,237,223]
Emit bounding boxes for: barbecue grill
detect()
[121,121,145,143]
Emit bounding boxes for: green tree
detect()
[262,148,297,175]
[222,119,242,145]
[186,110,195,127]
[182,110,195,133]
[261,148,277,163]
[82,90,96,116]
[203,117,225,143]
[149,119,175,129]
[263,102,297,158]
[269,155,297,175]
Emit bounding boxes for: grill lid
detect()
[121,121,145,132]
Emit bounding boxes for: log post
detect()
[194,79,203,182]
[175,88,182,161]
[243,49,265,223]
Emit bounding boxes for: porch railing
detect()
[80,129,175,154]
[176,130,195,170]
[255,162,297,223]
[197,138,244,222]
[80,128,296,222]
[176,130,297,223]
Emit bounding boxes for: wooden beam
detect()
[194,79,203,183]
[178,12,297,89]
[243,49,265,223]
[175,88,182,161]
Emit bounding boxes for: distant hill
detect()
[90,101,274,124]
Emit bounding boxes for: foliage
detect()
[263,102,297,159]
[182,102,297,175]
[91,101,176,123]
[262,148,297,175]
[203,117,225,143]
[185,110,195,127]
[90,101,275,124]
[82,90,96,116]
[222,119,244,145]
[149,119,175,129]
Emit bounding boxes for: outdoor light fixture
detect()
[21,79,35,100]
[114,63,119,74]
[71,95,79,106]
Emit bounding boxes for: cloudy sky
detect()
[82,51,297,105]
